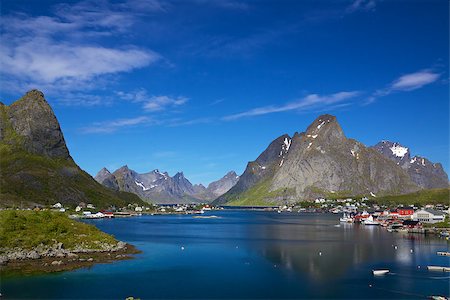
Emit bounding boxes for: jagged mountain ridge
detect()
[0,90,145,208]
[95,167,239,204]
[372,141,448,189]
[215,114,445,205]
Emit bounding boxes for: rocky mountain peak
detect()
[3,90,71,159]
[372,140,410,168]
[116,165,130,172]
[94,167,119,191]
[305,114,345,143]
[255,134,291,166]
[174,171,185,178]
[98,167,111,175]
[225,171,238,178]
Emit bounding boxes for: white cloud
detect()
[390,70,440,91]
[143,95,188,111]
[0,0,164,99]
[346,0,376,13]
[367,69,441,104]
[81,116,152,133]
[116,89,188,111]
[0,39,159,84]
[223,91,360,120]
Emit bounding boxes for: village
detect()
[25,196,450,240]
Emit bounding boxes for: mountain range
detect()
[1,91,447,208]
[214,114,448,206]
[95,167,239,204]
[0,90,145,208]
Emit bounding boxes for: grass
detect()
[225,178,295,206]
[368,188,450,206]
[0,210,117,251]
[0,142,146,209]
[1,100,147,209]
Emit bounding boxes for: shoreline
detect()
[0,242,140,277]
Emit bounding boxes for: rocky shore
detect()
[0,241,140,275]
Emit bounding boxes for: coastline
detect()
[0,242,140,276]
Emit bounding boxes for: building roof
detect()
[417,209,445,216]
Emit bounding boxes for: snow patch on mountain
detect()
[135,180,150,191]
[389,145,408,157]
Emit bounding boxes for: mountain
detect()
[206,171,240,198]
[372,141,448,189]
[95,166,239,204]
[215,114,424,206]
[0,90,145,208]
[94,168,119,191]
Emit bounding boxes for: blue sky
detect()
[1,0,448,184]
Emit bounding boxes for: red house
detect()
[397,207,414,216]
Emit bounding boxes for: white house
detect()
[52,202,62,208]
[413,209,446,224]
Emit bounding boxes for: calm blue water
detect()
[1,211,449,299]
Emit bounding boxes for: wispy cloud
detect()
[167,117,213,127]
[193,0,250,10]
[116,89,188,111]
[390,70,440,91]
[346,0,377,14]
[81,116,152,133]
[0,0,164,99]
[143,96,188,111]
[367,69,441,104]
[223,91,360,120]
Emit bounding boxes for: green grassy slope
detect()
[369,188,449,206]
[0,210,117,251]
[223,178,295,206]
[0,143,146,208]
[0,101,146,209]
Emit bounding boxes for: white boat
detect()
[372,269,389,275]
[339,213,353,223]
[427,266,450,272]
[363,215,380,226]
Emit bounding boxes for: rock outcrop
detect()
[215,114,424,205]
[0,90,145,208]
[372,141,448,189]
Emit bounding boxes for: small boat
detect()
[372,269,389,275]
[363,215,380,226]
[437,251,450,256]
[428,296,449,300]
[427,266,450,272]
[339,213,353,223]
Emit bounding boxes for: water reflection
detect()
[242,213,436,281]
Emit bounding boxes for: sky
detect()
[0,0,448,185]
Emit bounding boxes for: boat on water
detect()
[428,296,449,300]
[427,266,450,272]
[363,215,380,226]
[339,213,353,223]
[372,269,389,275]
[437,251,450,256]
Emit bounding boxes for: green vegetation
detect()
[225,179,295,206]
[0,142,146,209]
[0,210,117,251]
[369,188,450,206]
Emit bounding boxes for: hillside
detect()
[0,90,145,209]
[214,114,447,206]
[369,188,450,206]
